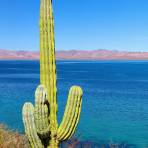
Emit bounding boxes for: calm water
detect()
[0,60,148,147]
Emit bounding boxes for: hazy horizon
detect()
[1,48,148,53]
[0,0,148,52]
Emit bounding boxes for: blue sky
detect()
[0,0,148,51]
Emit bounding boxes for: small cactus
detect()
[22,0,83,147]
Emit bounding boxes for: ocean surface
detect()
[0,60,148,147]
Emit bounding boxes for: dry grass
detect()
[0,124,29,148]
[0,124,130,148]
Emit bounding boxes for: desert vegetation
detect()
[0,126,131,148]
[0,124,28,148]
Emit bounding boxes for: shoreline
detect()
[0,59,148,62]
[0,49,148,61]
[0,124,136,148]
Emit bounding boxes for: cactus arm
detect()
[64,97,82,140]
[34,85,50,137]
[22,103,44,148]
[57,86,83,140]
[68,99,82,138]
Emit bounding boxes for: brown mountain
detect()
[0,49,148,60]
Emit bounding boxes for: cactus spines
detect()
[22,0,83,147]
[34,85,50,137]
[22,103,44,148]
[40,0,58,137]
[58,86,83,140]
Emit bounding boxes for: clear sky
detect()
[0,0,148,51]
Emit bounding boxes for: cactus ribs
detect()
[22,0,83,147]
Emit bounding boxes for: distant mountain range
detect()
[0,49,148,60]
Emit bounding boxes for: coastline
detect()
[0,49,148,60]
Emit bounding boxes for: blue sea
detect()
[0,60,148,147]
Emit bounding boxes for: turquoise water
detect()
[0,60,148,147]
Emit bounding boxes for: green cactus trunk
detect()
[40,0,58,145]
[22,0,83,147]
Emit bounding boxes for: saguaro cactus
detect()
[22,0,83,147]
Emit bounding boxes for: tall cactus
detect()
[22,0,83,147]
